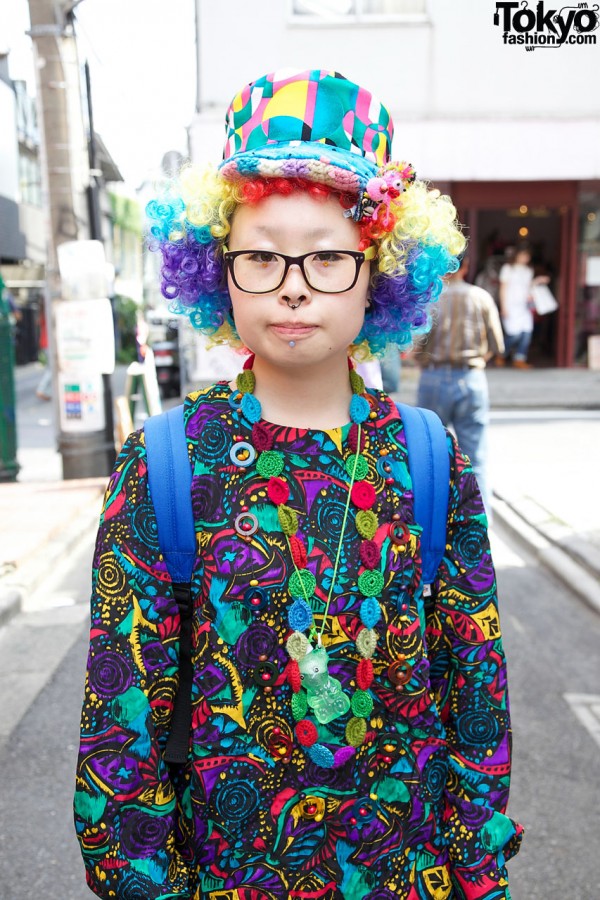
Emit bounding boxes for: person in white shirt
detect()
[498,244,548,368]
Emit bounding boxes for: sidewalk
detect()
[0,477,105,626]
[1,365,599,629]
[397,364,600,614]
[396,363,600,410]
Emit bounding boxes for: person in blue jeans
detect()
[416,256,504,519]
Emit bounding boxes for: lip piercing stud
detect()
[289,341,296,347]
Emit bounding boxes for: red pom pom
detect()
[348,424,366,454]
[286,659,302,693]
[289,535,307,569]
[252,422,273,452]
[295,718,318,747]
[243,354,255,370]
[357,658,374,690]
[351,481,377,510]
[359,539,381,569]
[267,477,289,505]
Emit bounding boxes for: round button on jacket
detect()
[388,658,413,687]
[252,661,278,687]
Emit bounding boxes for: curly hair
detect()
[146,164,466,358]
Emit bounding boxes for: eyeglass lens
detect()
[230,251,360,293]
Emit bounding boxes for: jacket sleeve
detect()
[73,431,192,898]
[482,292,505,358]
[426,434,523,899]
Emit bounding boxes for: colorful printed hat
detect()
[219,69,407,220]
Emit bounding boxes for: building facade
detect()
[0,54,46,363]
[188,0,600,367]
[0,50,145,366]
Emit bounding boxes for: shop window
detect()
[291,0,426,20]
[18,152,42,207]
[575,197,600,366]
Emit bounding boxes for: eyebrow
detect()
[251,225,336,239]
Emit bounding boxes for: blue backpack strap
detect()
[144,404,195,584]
[396,403,449,594]
[144,404,196,764]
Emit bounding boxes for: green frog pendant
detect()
[298,646,351,725]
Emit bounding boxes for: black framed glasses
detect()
[222,247,376,295]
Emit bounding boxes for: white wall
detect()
[0,80,19,200]
[188,0,600,180]
[197,0,600,116]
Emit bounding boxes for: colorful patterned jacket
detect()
[74,385,523,899]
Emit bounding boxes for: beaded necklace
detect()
[232,357,388,770]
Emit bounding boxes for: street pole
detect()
[84,59,115,458]
[0,275,20,481]
[27,0,114,478]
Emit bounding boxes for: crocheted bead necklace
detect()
[233,356,384,770]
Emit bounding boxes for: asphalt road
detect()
[0,522,598,899]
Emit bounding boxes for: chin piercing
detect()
[289,341,296,348]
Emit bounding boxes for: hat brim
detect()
[219,141,378,198]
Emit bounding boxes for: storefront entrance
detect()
[452,181,579,367]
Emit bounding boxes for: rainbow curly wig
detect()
[146,69,466,358]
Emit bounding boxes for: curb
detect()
[492,495,600,617]
[0,588,21,628]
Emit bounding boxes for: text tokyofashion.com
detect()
[494,1,599,47]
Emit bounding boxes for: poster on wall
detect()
[54,297,115,374]
[57,240,111,303]
[58,371,106,432]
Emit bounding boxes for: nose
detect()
[278,263,311,308]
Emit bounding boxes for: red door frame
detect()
[451,181,579,367]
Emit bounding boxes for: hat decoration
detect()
[359,161,417,227]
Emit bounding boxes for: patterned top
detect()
[74,384,522,899]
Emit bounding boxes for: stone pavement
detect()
[1,365,599,628]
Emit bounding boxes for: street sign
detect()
[54,297,115,375]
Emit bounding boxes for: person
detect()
[74,69,522,899]
[36,300,52,401]
[415,255,505,519]
[498,243,548,368]
[379,345,402,394]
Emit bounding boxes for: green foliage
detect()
[113,294,139,363]
[109,193,142,235]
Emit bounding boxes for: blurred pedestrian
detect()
[35,302,52,401]
[135,308,150,362]
[416,255,504,518]
[499,243,549,368]
[74,70,522,899]
[380,344,402,393]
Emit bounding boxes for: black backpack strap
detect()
[144,405,196,765]
[163,583,194,764]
